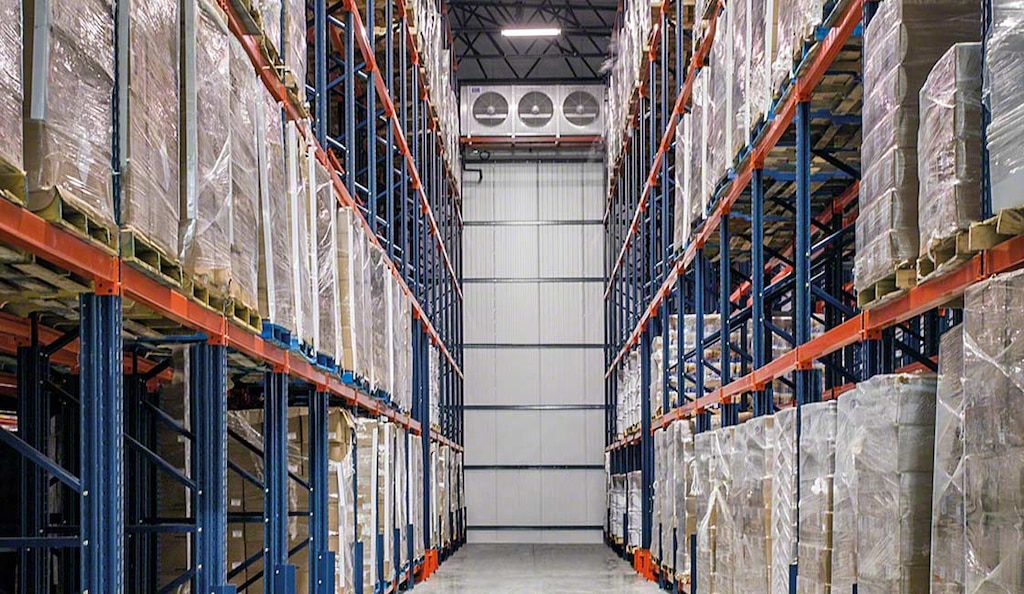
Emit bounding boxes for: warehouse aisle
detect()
[414,544,662,593]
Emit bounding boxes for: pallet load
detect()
[917,43,984,275]
[394,426,408,578]
[327,408,356,592]
[771,406,798,594]
[257,91,297,335]
[311,154,340,367]
[181,0,233,299]
[962,269,1024,592]
[795,400,836,593]
[986,1,1024,211]
[411,434,425,560]
[429,346,440,428]
[831,387,864,594]
[610,474,626,543]
[338,207,372,384]
[706,25,729,210]
[693,430,717,593]
[673,420,696,583]
[627,470,642,550]
[734,415,774,592]
[285,122,316,348]
[854,374,937,592]
[120,0,180,275]
[355,418,380,592]
[674,116,688,250]
[392,286,412,411]
[228,37,262,329]
[378,421,395,581]
[747,0,775,133]
[0,0,20,197]
[438,444,451,547]
[929,325,965,592]
[855,0,979,304]
[711,427,737,592]
[23,0,115,247]
[727,0,748,162]
[652,428,664,564]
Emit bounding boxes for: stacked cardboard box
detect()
[429,347,441,428]
[229,37,261,312]
[710,427,736,592]
[411,434,425,560]
[734,416,774,592]
[985,1,1024,211]
[355,418,379,591]
[610,474,627,542]
[338,207,372,381]
[831,389,864,594]
[23,0,115,230]
[257,91,296,333]
[771,406,798,594]
[155,351,192,588]
[285,122,316,346]
[770,0,823,97]
[962,269,1024,592]
[674,420,696,581]
[378,422,395,580]
[855,0,980,292]
[327,409,355,592]
[854,374,937,593]
[693,431,715,592]
[121,0,180,260]
[311,155,340,363]
[796,400,836,593]
[653,427,669,563]
[929,325,965,592]
[438,445,451,546]
[0,0,19,177]
[627,470,643,549]
[917,43,984,260]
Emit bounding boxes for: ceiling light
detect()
[501,27,561,38]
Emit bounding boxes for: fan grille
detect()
[471,91,510,127]
[517,91,554,128]
[562,90,601,127]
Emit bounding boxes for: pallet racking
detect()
[0,0,465,591]
[602,0,1024,587]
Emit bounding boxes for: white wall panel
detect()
[464,284,497,343]
[465,410,497,465]
[494,470,543,524]
[464,227,495,277]
[493,226,539,277]
[464,349,496,405]
[494,284,540,343]
[537,226,584,277]
[583,225,604,277]
[583,282,604,344]
[494,411,543,464]
[537,349,586,402]
[492,349,542,405]
[465,469,497,524]
[538,283,585,343]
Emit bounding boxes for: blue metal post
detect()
[191,342,236,594]
[720,215,737,426]
[694,250,706,400]
[310,389,335,594]
[675,274,685,408]
[80,293,124,592]
[313,0,326,148]
[640,327,654,551]
[751,168,769,416]
[264,370,295,593]
[795,101,816,407]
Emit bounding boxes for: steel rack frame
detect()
[602,0,1021,589]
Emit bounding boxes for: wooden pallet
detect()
[225,297,262,334]
[30,190,118,254]
[857,264,917,310]
[120,229,183,288]
[0,158,25,206]
[917,207,1024,283]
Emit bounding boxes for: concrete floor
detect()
[413,544,663,593]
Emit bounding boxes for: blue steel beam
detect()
[264,370,296,593]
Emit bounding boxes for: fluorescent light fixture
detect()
[501,27,561,38]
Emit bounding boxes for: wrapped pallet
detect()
[674,420,696,581]
[393,289,412,411]
[918,43,984,261]
[705,20,730,208]
[796,400,837,593]
[394,427,407,574]
[712,427,737,593]
[962,269,1024,592]
[228,38,261,313]
[257,91,296,333]
[327,408,355,593]
[311,154,340,362]
[770,0,824,97]
[693,431,715,593]
[854,374,937,593]
[688,73,707,229]
[283,0,305,101]
[985,0,1024,211]
[831,389,864,594]
[627,470,642,549]
[0,0,20,179]
[653,428,665,563]
[181,0,232,293]
[747,0,774,130]
[430,443,438,546]
[438,445,451,546]
[23,0,114,232]
[378,422,394,581]
[338,207,371,380]
[728,0,748,161]
[929,326,965,592]
[674,115,688,250]
[286,122,316,346]
[355,418,379,592]
[429,347,441,427]
[855,0,980,292]
[410,434,425,559]
[771,406,798,594]
[120,0,179,260]
[610,474,627,542]
[735,416,774,592]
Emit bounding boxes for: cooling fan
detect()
[471,91,510,128]
[516,91,555,129]
[561,90,601,128]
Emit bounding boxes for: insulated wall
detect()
[463,161,605,544]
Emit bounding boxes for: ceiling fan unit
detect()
[460,85,605,138]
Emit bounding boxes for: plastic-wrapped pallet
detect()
[918,43,983,261]
[771,0,824,96]
[706,20,729,209]
[693,431,715,593]
[853,374,937,593]
[796,400,837,593]
[429,346,440,428]
[411,434,425,560]
[0,0,20,178]
[228,38,261,314]
[735,416,774,592]
[711,427,737,593]
[674,115,688,250]
[771,406,798,594]
[392,283,411,411]
[748,0,773,131]
[283,0,305,102]
[327,408,355,592]
[378,422,394,581]
[962,269,1024,593]
[856,0,980,292]
[831,389,864,594]
[610,474,627,542]
[369,244,389,392]
[121,0,180,260]
[985,0,1024,211]
[929,325,965,592]
[689,74,707,231]
[675,420,696,581]
[627,470,642,549]
[429,443,439,546]
[653,428,665,563]
[338,208,370,380]
[287,122,316,346]
[728,0,749,161]
[257,91,296,333]
[311,154,340,363]
[23,0,115,231]
[355,418,379,591]
[181,0,232,293]
[438,445,451,546]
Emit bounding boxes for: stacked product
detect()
[604,0,653,172]
[338,207,372,382]
[693,431,715,593]
[651,322,679,415]
[929,326,965,592]
[771,406,798,594]
[747,0,774,132]
[734,416,774,592]
[705,19,729,211]
[429,347,440,428]
[652,428,666,563]
[257,91,297,333]
[610,474,627,542]
[627,470,642,549]
[182,1,233,297]
[0,0,19,178]
[854,374,937,592]
[770,0,824,97]
[411,434,425,560]
[285,122,316,346]
[728,0,748,162]
[917,43,984,263]
[438,445,451,547]
[796,400,837,592]
[711,427,736,592]
[370,244,389,393]
[855,0,980,294]
[674,118,688,250]
[429,443,438,546]
[312,154,340,364]
[831,389,864,594]
[228,38,261,316]
[23,0,114,233]
[154,351,190,586]
[673,420,696,582]
[378,422,395,581]
[327,409,356,592]
[985,0,1024,211]
[355,418,380,591]
[392,278,412,411]
[962,269,1024,592]
[409,0,461,185]
[121,0,179,262]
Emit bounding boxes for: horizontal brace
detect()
[464,464,603,471]
[463,277,603,284]
[0,536,81,550]
[464,220,604,227]
[464,404,607,411]
[467,525,603,531]
[464,343,605,349]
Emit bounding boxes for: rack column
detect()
[309,389,335,593]
[751,167,770,416]
[263,370,295,592]
[639,327,654,550]
[794,101,818,407]
[80,292,125,592]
